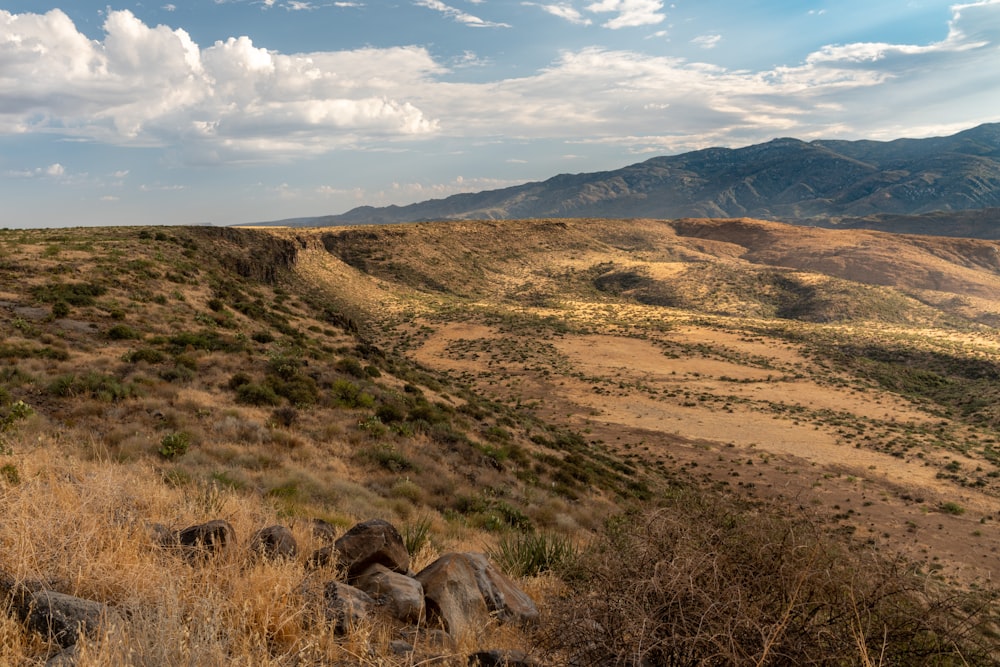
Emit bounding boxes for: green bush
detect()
[158,431,191,459]
[51,301,71,318]
[123,348,165,364]
[330,379,375,409]
[403,516,433,554]
[236,382,282,406]
[47,373,135,402]
[489,531,577,577]
[106,324,142,340]
[357,442,414,472]
[0,463,20,485]
[32,281,106,306]
[336,357,366,378]
[939,501,965,515]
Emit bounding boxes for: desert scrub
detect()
[489,530,577,577]
[47,373,137,402]
[539,490,999,665]
[158,431,191,459]
[235,382,282,407]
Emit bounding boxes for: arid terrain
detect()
[2,218,1000,664]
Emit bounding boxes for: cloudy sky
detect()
[1,0,998,227]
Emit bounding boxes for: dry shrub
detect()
[539,488,1000,666]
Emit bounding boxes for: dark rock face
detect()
[333,519,410,580]
[249,525,298,561]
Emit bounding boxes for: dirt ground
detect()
[412,319,1000,590]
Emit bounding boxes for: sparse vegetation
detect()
[1,220,999,664]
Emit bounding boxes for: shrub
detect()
[403,516,433,554]
[51,301,71,318]
[939,501,966,515]
[123,348,165,364]
[375,401,407,424]
[0,463,20,485]
[357,443,414,472]
[539,491,998,665]
[158,431,191,459]
[235,382,281,406]
[47,373,135,402]
[106,324,142,340]
[227,372,252,390]
[32,281,106,306]
[270,406,298,428]
[489,531,577,577]
[330,379,375,409]
[336,356,366,378]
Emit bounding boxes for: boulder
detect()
[354,563,424,623]
[176,519,235,558]
[17,589,120,648]
[415,554,489,638]
[334,519,409,580]
[464,553,539,626]
[323,581,376,635]
[249,525,298,561]
[416,553,538,637]
[311,518,339,544]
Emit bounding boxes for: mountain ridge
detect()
[268,123,1000,236]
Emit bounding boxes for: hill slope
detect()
[288,124,1000,236]
[2,220,1000,664]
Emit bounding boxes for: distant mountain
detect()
[271,124,1000,236]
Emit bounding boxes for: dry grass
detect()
[3,219,1000,663]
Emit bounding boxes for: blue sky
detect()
[1,0,998,227]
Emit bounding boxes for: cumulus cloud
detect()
[585,0,665,29]
[1,2,999,165]
[413,0,511,27]
[0,9,440,159]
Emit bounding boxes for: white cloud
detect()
[524,2,593,26]
[585,0,665,29]
[1,2,999,167]
[413,0,512,27]
[163,4,177,11]
[5,163,65,178]
[691,33,720,49]
[0,9,440,159]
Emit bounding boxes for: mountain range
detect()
[268,123,1000,237]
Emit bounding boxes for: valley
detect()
[2,217,999,664]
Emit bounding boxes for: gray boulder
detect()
[17,588,120,649]
[324,581,375,635]
[354,563,424,623]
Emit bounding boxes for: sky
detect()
[1,1,999,227]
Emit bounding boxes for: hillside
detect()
[283,124,1000,236]
[2,220,1000,664]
